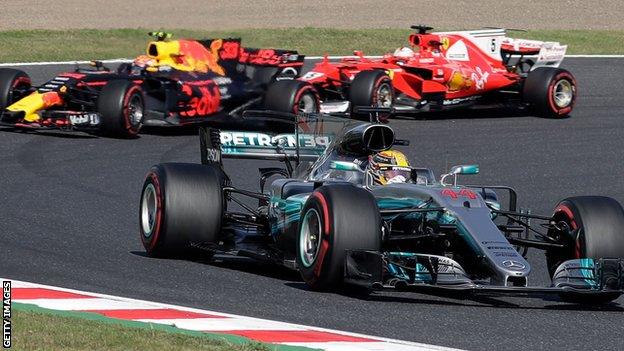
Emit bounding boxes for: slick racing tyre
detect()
[97,80,145,138]
[546,196,624,303]
[0,68,31,110]
[264,80,320,114]
[296,184,381,290]
[522,67,576,118]
[349,70,394,121]
[140,163,224,257]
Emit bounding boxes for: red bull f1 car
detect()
[264,26,577,120]
[138,111,624,304]
[0,32,304,137]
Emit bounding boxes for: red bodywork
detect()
[301,31,522,103]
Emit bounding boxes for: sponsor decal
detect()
[443,95,479,105]
[441,37,450,50]
[239,49,292,66]
[441,189,478,201]
[495,252,520,257]
[179,83,221,117]
[300,71,324,81]
[471,67,489,90]
[537,44,567,62]
[447,71,473,91]
[212,77,232,85]
[220,131,330,149]
[219,40,240,60]
[446,40,470,61]
[502,260,526,270]
[69,113,100,126]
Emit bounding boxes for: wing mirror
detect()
[450,164,479,175]
[441,164,479,186]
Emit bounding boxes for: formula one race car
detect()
[139,111,624,304]
[264,26,576,120]
[0,32,304,137]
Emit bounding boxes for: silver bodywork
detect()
[372,184,530,285]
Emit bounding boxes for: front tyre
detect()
[264,80,320,114]
[349,70,394,121]
[140,163,224,257]
[546,196,624,303]
[97,80,145,137]
[523,67,576,118]
[296,184,381,290]
[0,68,31,110]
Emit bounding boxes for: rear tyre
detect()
[264,80,320,114]
[0,68,31,110]
[140,163,224,258]
[296,184,381,290]
[523,67,576,118]
[97,80,145,137]
[546,196,624,303]
[349,70,394,121]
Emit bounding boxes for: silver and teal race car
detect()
[139,111,624,304]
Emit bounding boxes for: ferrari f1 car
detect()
[139,111,624,304]
[264,26,577,120]
[0,32,304,137]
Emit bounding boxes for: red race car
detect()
[264,26,576,120]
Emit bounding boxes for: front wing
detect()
[344,251,624,301]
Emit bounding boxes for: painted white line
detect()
[3,278,461,351]
[0,59,131,67]
[13,297,162,311]
[0,54,622,67]
[285,341,448,351]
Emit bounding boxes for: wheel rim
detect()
[141,183,157,237]
[297,93,318,113]
[375,82,393,108]
[299,208,322,268]
[552,79,573,108]
[127,93,144,126]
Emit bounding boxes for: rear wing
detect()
[199,38,305,79]
[200,127,330,163]
[199,111,332,166]
[432,28,567,70]
[500,37,567,69]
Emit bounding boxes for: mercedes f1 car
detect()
[139,111,624,304]
[264,26,577,120]
[0,32,304,137]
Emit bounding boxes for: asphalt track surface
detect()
[1,58,624,350]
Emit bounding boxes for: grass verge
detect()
[11,303,314,351]
[0,28,622,63]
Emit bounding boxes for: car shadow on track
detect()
[130,250,302,281]
[285,281,624,312]
[131,250,622,312]
[0,127,97,139]
[140,126,201,137]
[392,107,572,121]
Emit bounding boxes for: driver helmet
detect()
[393,47,415,60]
[366,150,412,185]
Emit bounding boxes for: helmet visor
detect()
[381,166,412,182]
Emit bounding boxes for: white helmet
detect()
[393,47,415,59]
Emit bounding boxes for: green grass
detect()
[0,28,622,63]
[10,303,313,351]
